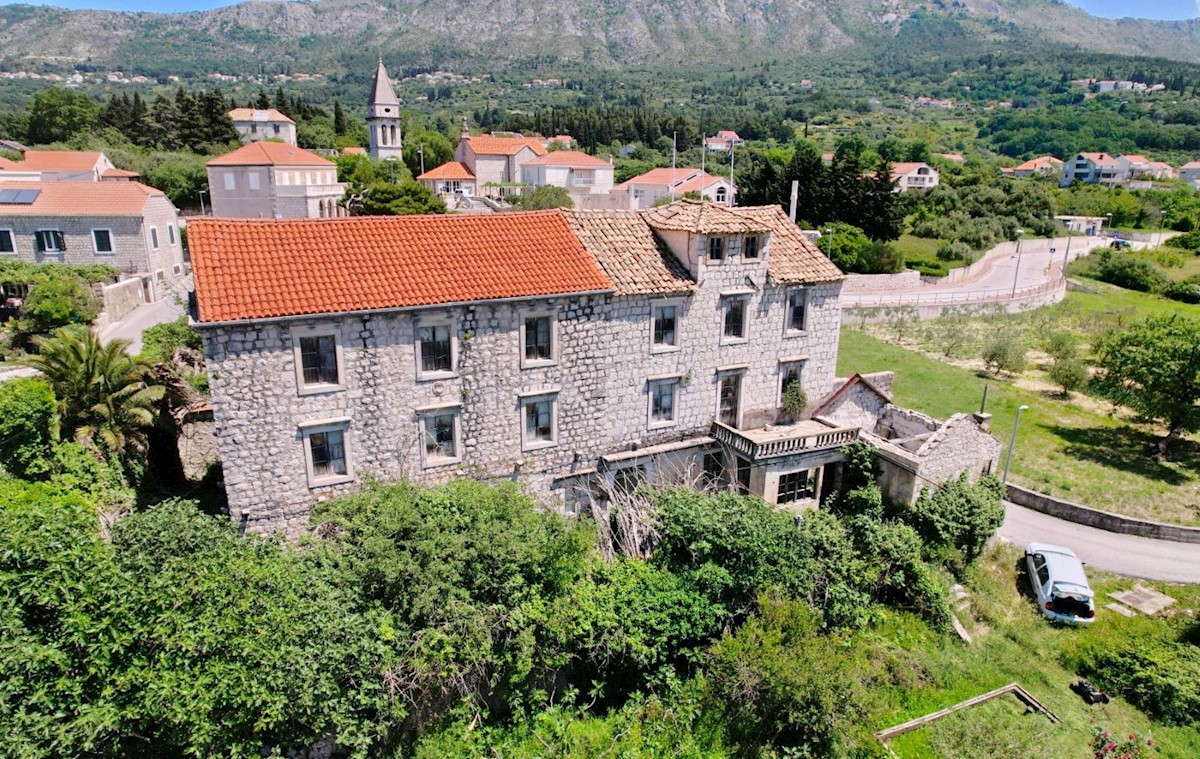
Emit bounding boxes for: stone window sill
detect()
[650,344,680,355]
[720,337,749,346]
[308,473,354,489]
[297,382,345,397]
[521,359,558,370]
[523,440,557,452]
[423,455,462,469]
[416,370,458,383]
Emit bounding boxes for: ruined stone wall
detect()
[915,414,1001,487]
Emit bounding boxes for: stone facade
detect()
[207,164,345,220]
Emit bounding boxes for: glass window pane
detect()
[300,335,338,386]
[310,429,347,478]
[724,300,745,338]
[425,413,456,459]
[525,317,552,360]
[420,325,452,372]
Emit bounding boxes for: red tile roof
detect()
[890,162,935,176]
[1014,156,1062,171]
[228,108,295,124]
[190,213,614,323]
[463,135,547,157]
[18,150,105,172]
[523,151,612,168]
[643,199,765,234]
[207,142,333,167]
[614,167,704,190]
[0,180,165,216]
[101,168,141,179]
[341,147,367,156]
[417,161,475,181]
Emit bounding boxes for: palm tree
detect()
[20,327,165,462]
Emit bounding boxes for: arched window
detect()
[716,186,727,203]
[390,125,398,145]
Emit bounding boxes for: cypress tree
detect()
[332,99,347,135]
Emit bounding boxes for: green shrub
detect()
[1097,254,1170,292]
[1164,275,1200,304]
[17,277,100,336]
[1049,357,1089,395]
[140,316,202,363]
[981,331,1028,375]
[911,474,1006,565]
[936,240,974,262]
[1070,634,1200,726]
[1164,229,1200,251]
[0,377,57,479]
[1042,330,1080,362]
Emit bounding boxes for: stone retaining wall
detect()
[843,280,1065,324]
[102,278,144,323]
[841,270,922,294]
[1006,483,1200,544]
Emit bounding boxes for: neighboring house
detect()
[341,147,367,157]
[611,168,735,208]
[935,152,965,164]
[0,181,186,300]
[520,151,614,195]
[367,58,403,161]
[229,108,297,146]
[453,124,547,197]
[206,142,346,219]
[546,135,575,149]
[1179,160,1200,183]
[889,162,939,191]
[417,161,477,201]
[1061,152,1124,186]
[191,198,995,535]
[704,130,744,151]
[101,168,141,182]
[0,150,115,182]
[1119,155,1173,180]
[1011,156,1063,178]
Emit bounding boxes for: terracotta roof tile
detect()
[207,142,334,167]
[18,150,105,172]
[463,135,547,157]
[101,168,141,178]
[341,147,367,156]
[228,108,295,124]
[616,167,703,189]
[190,212,614,323]
[417,161,475,181]
[642,199,765,234]
[0,180,163,216]
[733,204,845,285]
[563,209,696,296]
[523,151,611,168]
[890,162,935,175]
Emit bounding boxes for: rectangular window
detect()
[91,229,113,254]
[718,374,741,427]
[648,379,677,427]
[777,470,816,504]
[299,334,339,388]
[167,225,176,245]
[736,456,752,494]
[524,316,552,362]
[423,411,460,464]
[708,236,725,260]
[248,172,261,191]
[781,364,803,398]
[723,298,748,341]
[787,290,807,333]
[36,230,65,253]
[612,465,646,498]
[223,171,236,191]
[418,324,453,375]
[522,395,557,449]
[309,428,347,479]
[703,450,726,487]
[0,230,13,254]
[651,303,678,350]
[744,235,761,259]
[149,227,159,250]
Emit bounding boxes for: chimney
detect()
[972,412,992,432]
[460,118,470,141]
[608,153,614,164]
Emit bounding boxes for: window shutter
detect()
[34,233,44,252]
[53,231,65,251]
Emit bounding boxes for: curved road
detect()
[1000,503,1200,584]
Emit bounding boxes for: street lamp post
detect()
[1158,212,1170,247]
[1002,404,1030,485]
[198,190,208,217]
[1105,212,1113,238]
[1062,228,1073,274]
[1010,228,1024,297]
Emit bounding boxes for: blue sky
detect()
[1,0,1197,19]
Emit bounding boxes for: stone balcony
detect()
[711,419,860,461]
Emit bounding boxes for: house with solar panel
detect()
[189,199,999,536]
[0,180,186,301]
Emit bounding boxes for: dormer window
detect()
[708,236,725,261]
[716,186,728,204]
[744,235,760,259]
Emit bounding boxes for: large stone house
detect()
[0,180,186,301]
[1061,152,1124,187]
[192,199,997,535]
[206,142,346,219]
[228,108,297,146]
[612,168,735,209]
[453,126,547,197]
[520,151,615,195]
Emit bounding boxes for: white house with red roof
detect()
[889,162,939,192]
[417,161,477,201]
[453,123,548,196]
[1180,160,1200,184]
[0,180,185,300]
[228,108,297,146]
[0,150,116,182]
[520,151,614,195]
[611,167,735,209]
[704,130,744,151]
[1061,152,1124,186]
[206,142,346,219]
[1118,154,1174,181]
[1010,156,1063,178]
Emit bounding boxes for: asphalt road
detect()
[1000,502,1200,584]
[99,296,185,354]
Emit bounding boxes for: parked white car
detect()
[1025,543,1096,625]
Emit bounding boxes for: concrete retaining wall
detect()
[843,280,1066,324]
[1007,483,1200,544]
[842,270,922,294]
[102,278,144,323]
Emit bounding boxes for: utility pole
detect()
[418,142,425,175]
[670,131,677,202]
[788,180,799,223]
[728,144,735,207]
[1010,229,1024,297]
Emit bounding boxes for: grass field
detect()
[878,544,1200,758]
[894,234,958,277]
[837,326,1200,525]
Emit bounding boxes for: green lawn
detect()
[878,544,1200,758]
[837,327,1200,525]
[894,234,959,277]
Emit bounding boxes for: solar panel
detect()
[0,188,39,204]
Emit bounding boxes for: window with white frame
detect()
[715,186,728,204]
[301,421,352,487]
[521,313,556,367]
[223,171,236,191]
[421,408,461,466]
[167,224,176,245]
[91,229,113,254]
[149,227,159,250]
[416,322,455,379]
[777,469,816,504]
[35,230,65,253]
[786,289,807,333]
[648,378,678,428]
[707,236,725,261]
[0,229,14,254]
[521,394,558,450]
[722,296,748,342]
[744,235,761,259]
[292,329,343,394]
[650,301,679,351]
[248,172,261,191]
[718,373,742,427]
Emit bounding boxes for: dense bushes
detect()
[913,474,1007,565]
[139,316,202,363]
[1069,248,1171,293]
[1070,630,1200,726]
[1163,275,1200,304]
